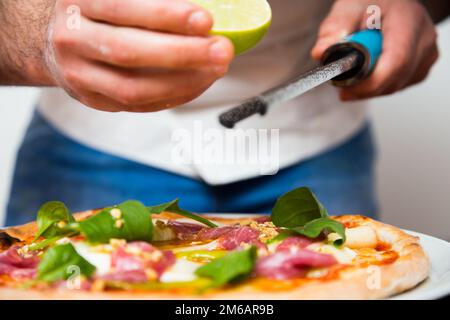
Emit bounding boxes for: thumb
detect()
[311,0,367,61]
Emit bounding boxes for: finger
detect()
[77,80,214,113]
[62,18,234,70]
[74,0,212,36]
[77,91,124,112]
[311,0,366,60]
[339,4,422,100]
[381,40,438,95]
[405,17,439,87]
[128,87,213,112]
[59,84,124,112]
[64,60,223,107]
[406,44,439,87]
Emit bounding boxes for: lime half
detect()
[191,0,272,55]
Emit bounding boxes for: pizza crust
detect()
[0,215,429,300]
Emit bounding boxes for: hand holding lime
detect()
[190,0,272,55]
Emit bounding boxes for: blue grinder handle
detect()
[322,29,383,86]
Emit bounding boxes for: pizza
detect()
[0,187,429,300]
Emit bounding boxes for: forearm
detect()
[0,0,55,85]
[421,0,450,23]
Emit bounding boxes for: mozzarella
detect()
[72,242,112,276]
[306,268,330,279]
[307,243,357,264]
[345,226,378,249]
[160,259,201,283]
[71,240,203,283]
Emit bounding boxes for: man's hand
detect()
[47,0,234,112]
[0,0,234,112]
[311,0,439,101]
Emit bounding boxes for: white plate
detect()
[391,231,450,300]
[207,214,450,300]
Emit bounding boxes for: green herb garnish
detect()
[291,217,346,246]
[195,246,257,288]
[271,187,346,245]
[147,199,217,228]
[78,200,153,244]
[34,201,76,241]
[32,198,216,246]
[37,243,96,282]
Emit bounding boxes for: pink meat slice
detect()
[195,226,236,241]
[255,249,338,280]
[217,226,265,250]
[105,241,175,283]
[0,245,39,280]
[253,216,272,223]
[276,236,313,252]
[166,221,205,240]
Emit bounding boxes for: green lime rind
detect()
[190,0,272,55]
[211,19,271,55]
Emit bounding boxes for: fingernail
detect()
[209,40,231,64]
[188,11,210,33]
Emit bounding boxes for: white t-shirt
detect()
[38,0,367,185]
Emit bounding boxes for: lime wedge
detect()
[191,0,272,55]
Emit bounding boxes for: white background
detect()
[1,21,449,241]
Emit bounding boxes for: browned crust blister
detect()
[0,214,429,300]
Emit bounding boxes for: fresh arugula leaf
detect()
[147,199,218,228]
[290,217,346,246]
[270,187,346,244]
[195,246,257,287]
[37,243,96,282]
[34,201,76,240]
[78,200,153,244]
[29,236,66,251]
[271,187,328,228]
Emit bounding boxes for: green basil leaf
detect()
[195,246,257,287]
[29,236,66,252]
[291,217,346,246]
[78,200,153,244]
[271,187,328,228]
[37,243,96,282]
[147,199,218,228]
[34,201,76,240]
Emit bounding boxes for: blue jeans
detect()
[5,111,378,226]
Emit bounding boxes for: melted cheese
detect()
[159,259,202,283]
[307,243,357,264]
[344,226,378,249]
[72,242,112,276]
[71,240,205,283]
